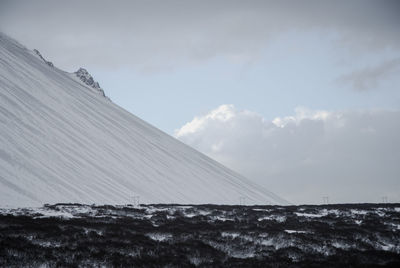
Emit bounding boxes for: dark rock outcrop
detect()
[75,68,107,98]
[33,49,54,67]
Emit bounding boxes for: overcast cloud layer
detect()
[176,105,400,204]
[1,0,399,71]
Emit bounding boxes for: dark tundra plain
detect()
[1,203,400,267]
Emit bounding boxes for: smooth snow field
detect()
[0,32,288,207]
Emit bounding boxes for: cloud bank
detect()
[176,105,400,204]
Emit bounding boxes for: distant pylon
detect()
[133,195,140,207]
[239,196,246,206]
[322,196,329,205]
[382,196,388,204]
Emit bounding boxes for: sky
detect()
[1,0,400,204]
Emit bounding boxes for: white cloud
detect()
[272,107,331,127]
[176,105,400,204]
[175,104,235,137]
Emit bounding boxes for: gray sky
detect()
[1,0,400,204]
[1,0,400,70]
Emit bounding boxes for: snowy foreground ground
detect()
[1,203,400,267]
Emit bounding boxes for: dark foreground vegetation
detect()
[0,203,400,267]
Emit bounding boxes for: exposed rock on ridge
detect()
[75,68,107,98]
[33,47,107,99]
[33,49,54,67]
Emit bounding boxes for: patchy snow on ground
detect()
[1,203,400,267]
[294,211,328,218]
[285,230,308,234]
[146,233,173,242]
[258,215,286,222]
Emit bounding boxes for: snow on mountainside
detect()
[0,32,288,207]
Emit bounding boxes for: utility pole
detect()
[239,196,246,206]
[133,195,140,207]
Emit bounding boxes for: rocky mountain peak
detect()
[74,68,106,98]
[33,49,54,67]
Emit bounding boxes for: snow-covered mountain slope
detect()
[0,32,288,207]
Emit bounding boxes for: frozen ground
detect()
[1,203,399,267]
